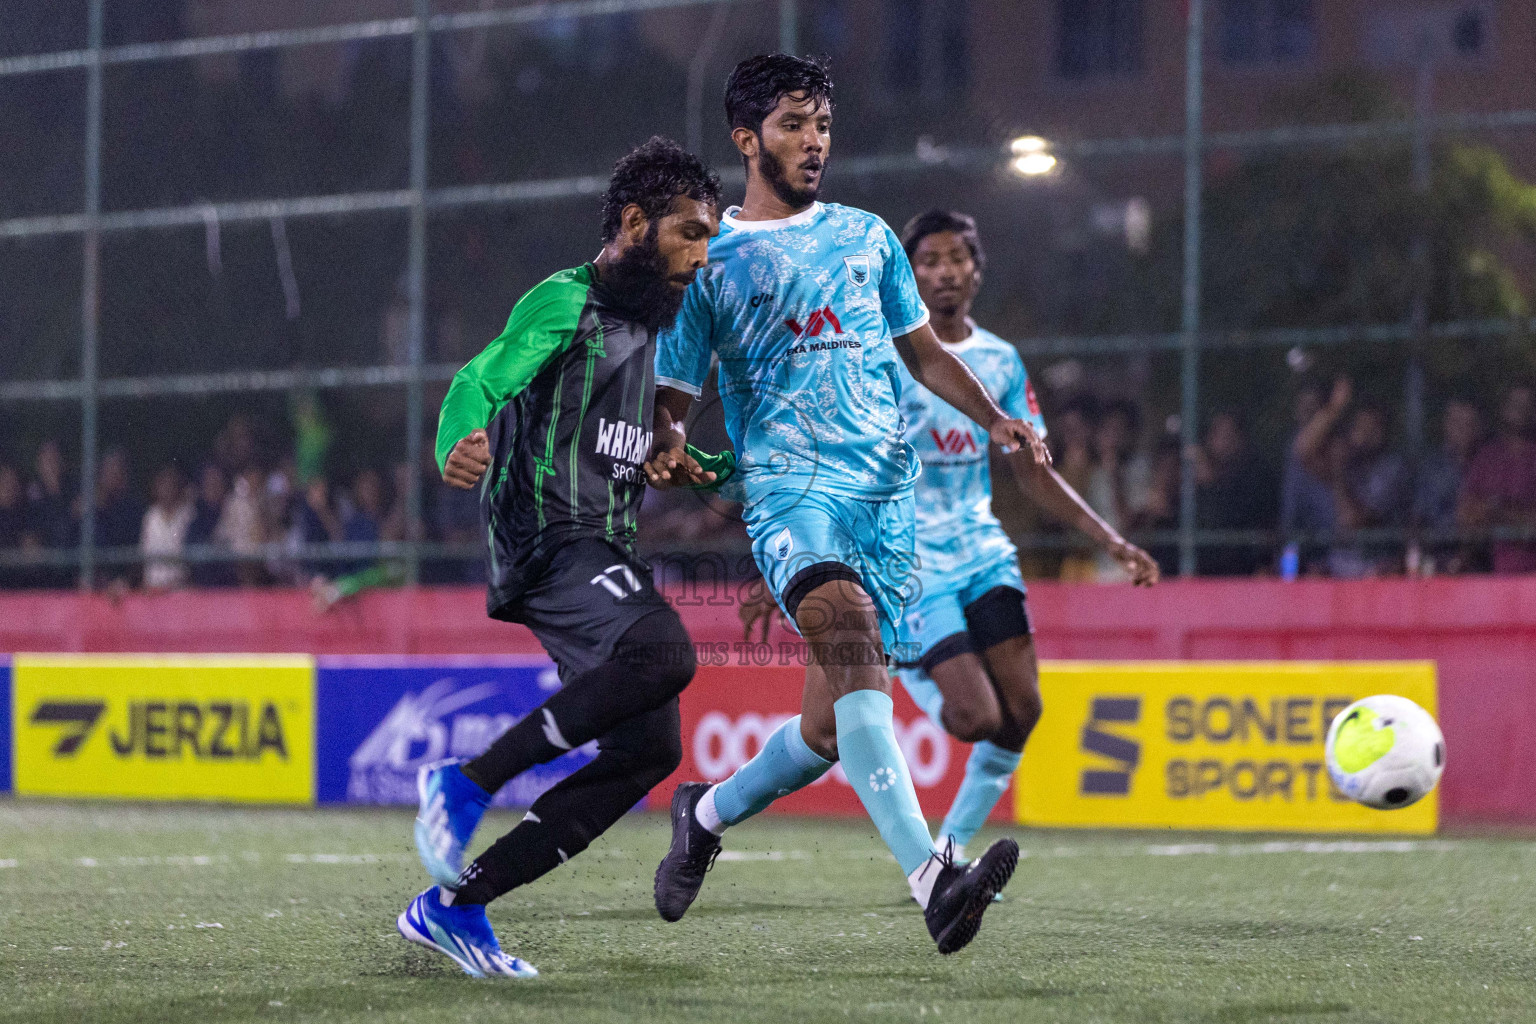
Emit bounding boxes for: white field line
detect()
[0,839,1495,872]
[1020,839,1467,860]
[716,850,813,862]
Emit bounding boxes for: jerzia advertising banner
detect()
[314,657,594,807]
[13,655,314,804]
[1017,662,1438,834]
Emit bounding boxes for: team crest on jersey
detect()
[773,527,794,560]
[843,254,871,287]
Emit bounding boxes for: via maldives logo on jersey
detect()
[784,306,843,340]
[929,428,979,456]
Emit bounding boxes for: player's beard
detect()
[758,145,821,210]
[603,222,690,332]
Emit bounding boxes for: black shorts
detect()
[494,537,673,685]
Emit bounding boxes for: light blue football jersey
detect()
[655,202,929,506]
[898,324,1046,582]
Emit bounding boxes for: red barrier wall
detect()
[4,575,1534,824]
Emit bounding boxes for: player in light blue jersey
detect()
[894,210,1159,855]
[646,55,1049,955]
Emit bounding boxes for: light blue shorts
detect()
[743,487,916,658]
[902,552,1026,663]
[896,553,1028,726]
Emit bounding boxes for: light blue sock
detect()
[939,740,1022,850]
[712,715,833,827]
[834,689,937,876]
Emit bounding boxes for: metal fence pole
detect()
[403,0,432,586]
[779,0,798,54]
[79,0,106,590]
[1177,0,1205,578]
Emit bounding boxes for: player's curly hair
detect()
[724,54,834,136]
[899,209,987,273]
[600,136,722,243]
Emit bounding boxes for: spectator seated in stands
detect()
[1132,430,1182,577]
[185,464,238,587]
[26,440,77,588]
[1295,378,1409,577]
[294,474,345,580]
[1050,396,1099,582]
[1084,398,1151,583]
[310,467,407,614]
[1459,383,1536,574]
[344,468,387,547]
[141,464,194,591]
[96,447,147,588]
[1193,410,1277,576]
[1280,383,1333,574]
[0,463,31,589]
[1413,398,1484,574]
[222,465,267,586]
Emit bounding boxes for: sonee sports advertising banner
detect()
[1016,662,1438,834]
[13,655,314,804]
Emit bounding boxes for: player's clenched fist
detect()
[991,416,1051,467]
[443,429,491,489]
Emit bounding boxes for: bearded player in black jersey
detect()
[397,138,724,978]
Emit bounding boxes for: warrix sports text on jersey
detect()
[436,264,661,616]
[655,202,930,506]
[897,324,1047,584]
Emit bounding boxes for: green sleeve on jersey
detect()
[684,445,736,492]
[435,265,593,473]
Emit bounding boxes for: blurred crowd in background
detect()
[4,372,1534,592]
[0,409,482,593]
[6,2,1536,594]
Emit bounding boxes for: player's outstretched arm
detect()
[894,324,1050,466]
[1009,456,1159,586]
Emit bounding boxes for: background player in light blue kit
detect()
[895,210,1160,855]
[647,55,1049,955]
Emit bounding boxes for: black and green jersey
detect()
[438,263,666,613]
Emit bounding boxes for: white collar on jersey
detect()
[721,202,824,231]
[939,320,985,353]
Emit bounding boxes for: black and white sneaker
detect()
[921,837,1019,954]
[654,782,723,923]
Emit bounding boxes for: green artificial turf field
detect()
[1,801,1533,1024]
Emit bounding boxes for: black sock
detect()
[463,609,693,793]
[455,700,683,905]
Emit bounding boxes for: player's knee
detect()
[1012,685,1043,732]
[996,668,1043,736]
[994,687,1042,750]
[637,721,685,787]
[944,702,1003,744]
[617,609,696,699]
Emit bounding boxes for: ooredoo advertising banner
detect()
[657,664,988,821]
[314,657,595,807]
[1016,662,1438,834]
[12,654,314,804]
